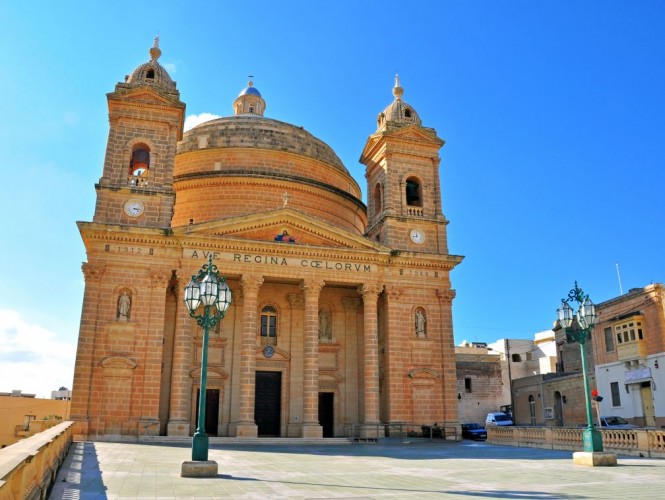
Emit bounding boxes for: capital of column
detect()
[148,269,172,289]
[231,287,243,306]
[240,275,264,296]
[436,288,456,306]
[383,285,403,301]
[358,283,382,300]
[300,278,325,298]
[342,297,361,312]
[82,262,105,284]
[287,292,305,310]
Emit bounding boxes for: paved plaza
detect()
[49,439,665,499]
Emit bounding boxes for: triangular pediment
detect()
[360,125,443,163]
[108,87,181,107]
[174,208,385,251]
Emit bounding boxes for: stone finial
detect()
[149,35,162,61]
[392,73,404,100]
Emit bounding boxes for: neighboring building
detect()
[486,333,558,425]
[51,387,72,400]
[455,343,504,424]
[0,391,70,448]
[70,39,463,440]
[592,284,665,427]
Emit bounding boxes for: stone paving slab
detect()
[49,439,665,499]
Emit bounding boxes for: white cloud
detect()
[184,113,221,132]
[162,62,177,74]
[0,310,76,399]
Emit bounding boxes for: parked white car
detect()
[600,416,639,429]
[485,412,513,426]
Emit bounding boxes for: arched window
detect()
[404,108,412,118]
[129,143,150,179]
[373,183,382,215]
[146,69,155,79]
[260,305,277,345]
[405,177,422,207]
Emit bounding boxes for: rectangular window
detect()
[604,327,614,352]
[610,382,621,407]
[260,316,277,337]
[464,377,472,393]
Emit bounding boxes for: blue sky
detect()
[1,1,664,397]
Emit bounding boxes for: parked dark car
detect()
[461,423,487,440]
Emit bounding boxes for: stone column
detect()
[70,263,105,440]
[437,288,459,430]
[359,283,382,437]
[139,270,171,437]
[300,279,325,438]
[382,285,403,425]
[233,274,263,437]
[167,274,194,436]
[342,297,361,427]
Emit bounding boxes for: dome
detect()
[238,84,262,97]
[172,115,365,232]
[178,115,347,173]
[233,80,266,116]
[377,74,421,131]
[125,37,176,90]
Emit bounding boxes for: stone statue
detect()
[118,292,131,321]
[319,310,331,340]
[415,310,426,338]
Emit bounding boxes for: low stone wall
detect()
[488,425,665,458]
[0,421,73,500]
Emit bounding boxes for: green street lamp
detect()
[557,282,603,453]
[184,256,232,462]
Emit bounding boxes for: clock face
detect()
[124,200,145,217]
[410,229,425,244]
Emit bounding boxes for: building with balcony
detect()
[592,284,665,427]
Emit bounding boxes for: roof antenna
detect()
[616,262,624,295]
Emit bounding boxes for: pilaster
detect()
[300,279,325,438]
[70,263,105,439]
[232,274,263,437]
[358,283,382,437]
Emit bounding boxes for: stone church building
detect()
[70,39,463,440]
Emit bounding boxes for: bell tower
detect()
[360,75,449,254]
[93,37,185,228]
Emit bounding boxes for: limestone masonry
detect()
[70,38,463,440]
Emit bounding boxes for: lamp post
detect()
[184,256,232,462]
[556,282,602,453]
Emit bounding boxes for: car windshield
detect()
[494,414,510,422]
[466,424,482,430]
[604,417,628,425]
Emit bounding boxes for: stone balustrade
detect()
[0,421,73,500]
[488,425,665,458]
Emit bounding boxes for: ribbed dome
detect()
[125,37,176,90]
[377,74,421,131]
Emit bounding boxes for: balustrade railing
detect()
[0,421,73,500]
[487,426,665,458]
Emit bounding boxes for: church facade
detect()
[70,39,463,440]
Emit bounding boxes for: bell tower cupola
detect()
[93,37,186,228]
[233,79,266,116]
[360,75,449,254]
